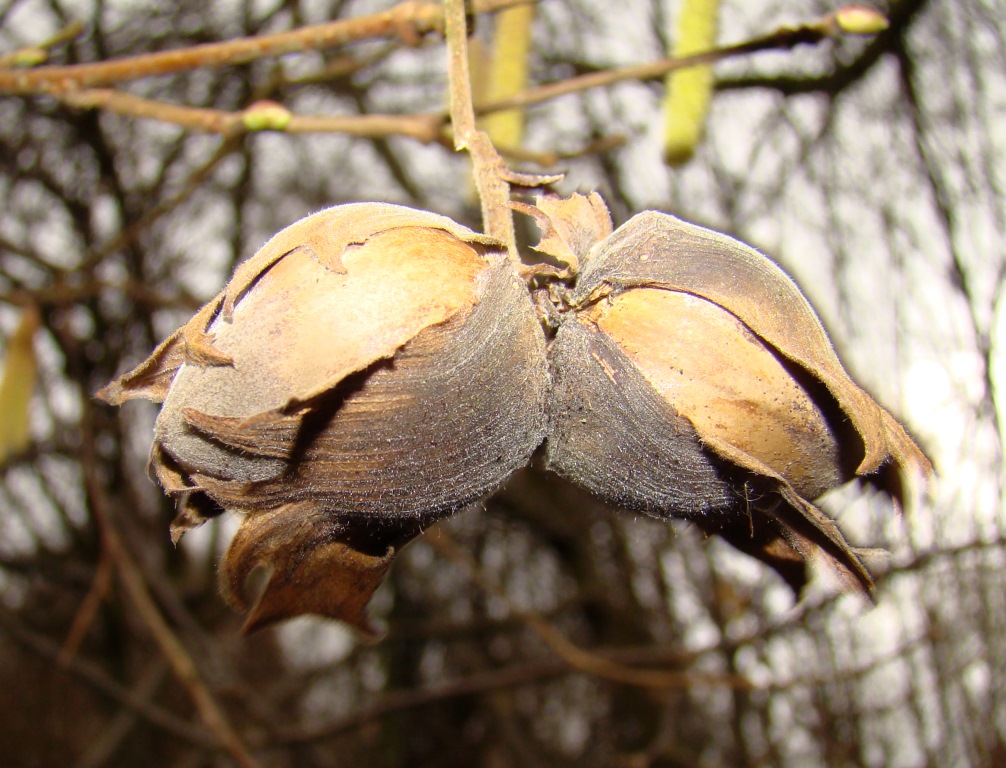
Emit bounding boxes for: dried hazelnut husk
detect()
[99,203,548,633]
[528,195,932,596]
[101,192,932,632]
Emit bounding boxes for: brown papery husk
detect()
[98,202,551,630]
[538,200,932,596]
[571,210,933,490]
[584,288,852,500]
[185,255,549,520]
[219,502,436,636]
[97,203,505,407]
[545,315,740,520]
[544,309,873,595]
[153,225,493,487]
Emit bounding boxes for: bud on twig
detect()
[241,101,292,132]
[833,7,890,36]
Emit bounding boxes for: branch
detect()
[0,0,528,96]
[274,641,715,744]
[428,529,752,690]
[476,7,891,116]
[0,20,85,68]
[74,662,170,768]
[4,4,895,167]
[79,452,261,768]
[58,545,113,664]
[60,89,446,142]
[0,604,218,749]
[443,0,518,255]
[715,0,929,96]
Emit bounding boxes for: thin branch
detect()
[59,89,446,142]
[6,5,894,175]
[274,641,714,745]
[0,0,528,95]
[444,0,519,255]
[0,19,85,68]
[715,0,929,95]
[80,453,262,768]
[111,530,261,766]
[895,39,1001,443]
[59,544,113,664]
[73,661,169,768]
[496,133,627,168]
[428,529,753,690]
[0,605,219,750]
[476,8,886,116]
[2,278,198,311]
[78,135,243,272]
[276,658,571,743]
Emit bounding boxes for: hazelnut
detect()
[100,203,548,632]
[540,201,932,595]
[101,194,932,630]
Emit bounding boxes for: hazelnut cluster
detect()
[100,195,931,633]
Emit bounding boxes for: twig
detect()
[60,89,447,142]
[274,641,711,744]
[74,661,169,768]
[0,605,218,749]
[0,0,528,95]
[2,278,198,311]
[275,659,570,743]
[475,9,885,116]
[428,529,753,690]
[78,135,244,272]
[712,534,1006,658]
[109,526,261,767]
[56,87,619,163]
[80,454,261,767]
[5,6,885,178]
[0,20,85,68]
[500,134,627,168]
[444,0,519,256]
[59,544,113,664]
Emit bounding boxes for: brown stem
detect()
[443,0,519,257]
[61,88,446,142]
[7,6,879,177]
[0,0,529,96]
[273,640,724,744]
[114,540,260,765]
[0,605,218,749]
[78,135,244,272]
[476,12,850,117]
[0,19,86,68]
[58,545,113,664]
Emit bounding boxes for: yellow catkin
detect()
[663,0,721,165]
[0,305,40,464]
[482,5,535,149]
